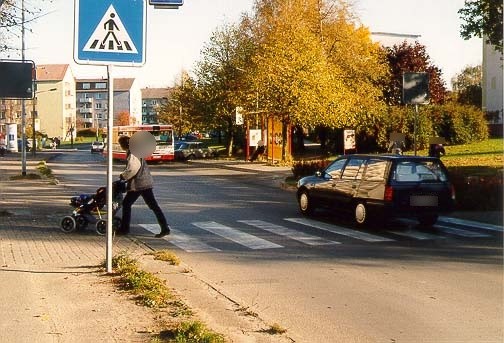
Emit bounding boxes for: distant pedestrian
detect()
[429,143,445,158]
[0,136,5,157]
[249,139,265,162]
[117,135,170,238]
[388,140,405,155]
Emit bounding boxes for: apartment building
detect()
[75,77,143,128]
[482,41,503,128]
[141,87,171,124]
[75,79,109,129]
[114,78,142,125]
[36,64,76,139]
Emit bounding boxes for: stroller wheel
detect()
[61,216,77,233]
[96,220,107,235]
[75,215,88,230]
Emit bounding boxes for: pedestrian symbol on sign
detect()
[84,5,138,53]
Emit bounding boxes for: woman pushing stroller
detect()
[116,135,170,238]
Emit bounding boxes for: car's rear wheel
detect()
[298,190,315,216]
[418,214,438,227]
[354,202,368,226]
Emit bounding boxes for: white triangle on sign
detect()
[83,5,138,54]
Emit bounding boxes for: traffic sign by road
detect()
[74,0,146,66]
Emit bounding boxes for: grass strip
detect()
[112,253,173,308]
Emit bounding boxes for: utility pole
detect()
[21,0,27,176]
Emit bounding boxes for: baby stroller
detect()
[60,180,126,235]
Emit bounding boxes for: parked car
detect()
[17,139,34,151]
[91,141,105,153]
[296,154,455,227]
[174,141,217,160]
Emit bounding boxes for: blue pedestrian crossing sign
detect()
[74,0,146,66]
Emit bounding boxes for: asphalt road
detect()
[49,150,503,343]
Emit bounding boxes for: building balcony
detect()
[79,108,93,114]
[79,98,93,103]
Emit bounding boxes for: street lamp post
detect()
[21,0,26,176]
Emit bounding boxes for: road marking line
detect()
[139,224,221,253]
[284,218,395,242]
[192,221,283,250]
[386,229,444,240]
[435,225,491,238]
[238,220,340,246]
[438,216,503,232]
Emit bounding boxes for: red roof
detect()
[36,64,69,81]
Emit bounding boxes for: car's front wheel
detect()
[298,190,315,216]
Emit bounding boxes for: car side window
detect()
[341,158,365,180]
[325,158,347,178]
[363,159,388,181]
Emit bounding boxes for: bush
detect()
[77,128,98,137]
[291,159,331,179]
[449,167,503,211]
[370,103,489,152]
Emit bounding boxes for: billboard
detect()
[0,60,35,99]
[403,72,430,105]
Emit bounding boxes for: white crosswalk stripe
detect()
[435,225,491,238]
[138,216,496,253]
[386,229,445,240]
[192,221,283,250]
[238,220,340,246]
[285,218,395,242]
[139,224,221,252]
[438,216,503,232]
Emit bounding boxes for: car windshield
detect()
[392,160,448,182]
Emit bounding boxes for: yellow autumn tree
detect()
[249,0,389,158]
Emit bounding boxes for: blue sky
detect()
[5,0,481,89]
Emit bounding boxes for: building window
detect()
[95,103,103,109]
[151,100,157,106]
[82,83,91,90]
[491,77,496,89]
[96,82,107,89]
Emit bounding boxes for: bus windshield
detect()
[111,125,175,161]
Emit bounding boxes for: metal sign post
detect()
[106,65,114,272]
[74,0,146,273]
[403,72,430,156]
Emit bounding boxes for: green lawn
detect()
[433,138,503,171]
[422,138,503,211]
